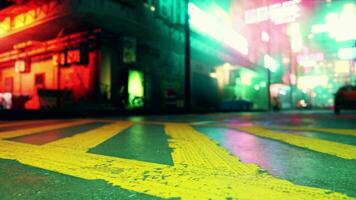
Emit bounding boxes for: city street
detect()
[0,111,355,199]
[0,0,355,199]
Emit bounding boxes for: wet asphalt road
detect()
[0,110,355,199]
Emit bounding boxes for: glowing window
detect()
[128,70,144,108]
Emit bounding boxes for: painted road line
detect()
[235,126,356,160]
[165,123,259,174]
[0,120,92,139]
[9,122,108,145]
[0,120,54,129]
[269,126,356,137]
[190,121,215,125]
[44,121,133,151]
[0,132,354,199]
[0,121,31,128]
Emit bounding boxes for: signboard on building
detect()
[244,0,301,25]
[123,37,137,64]
[297,52,324,67]
[0,1,64,36]
[53,48,88,67]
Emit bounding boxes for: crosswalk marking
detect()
[44,121,132,151]
[165,123,258,174]
[0,120,51,128]
[0,120,93,139]
[235,126,356,159]
[0,121,354,199]
[269,126,356,137]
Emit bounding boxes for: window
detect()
[35,73,45,88]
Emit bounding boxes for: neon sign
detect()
[0,1,63,37]
[188,3,248,55]
[244,0,301,25]
[297,75,329,90]
[53,49,82,67]
[297,52,324,67]
[0,17,10,35]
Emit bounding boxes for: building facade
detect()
[0,0,265,111]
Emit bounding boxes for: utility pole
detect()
[56,29,65,109]
[289,41,294,110]
[267,22,272,111]
[267,66,271,110]
[263,0,271,111]
[57,61,61,109]
[184,0,191,112]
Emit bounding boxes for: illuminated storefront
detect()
[0,31,97,110]
[0,1,148,110]
[0,0,187,111]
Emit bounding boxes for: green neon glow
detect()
[240,71,255,86]
[311,24,328,34]
[128,70,144,108]
[150,5,156,12]
[188,3,248,55]
[334,3,356,41]
[312,2,356,41]
[254,85,260,90]
[240,74,252,86]
[260,81,267,87]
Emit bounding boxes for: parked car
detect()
[334,85,356,114]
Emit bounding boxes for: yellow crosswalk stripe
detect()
[269,126,356,137]
[165,123,258,174]
[0,122,354,199]
[44,121,133,151]
[0,120,93,139]
[235,126,356,159]
[0,137,353,199]
[0,120,46,128]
